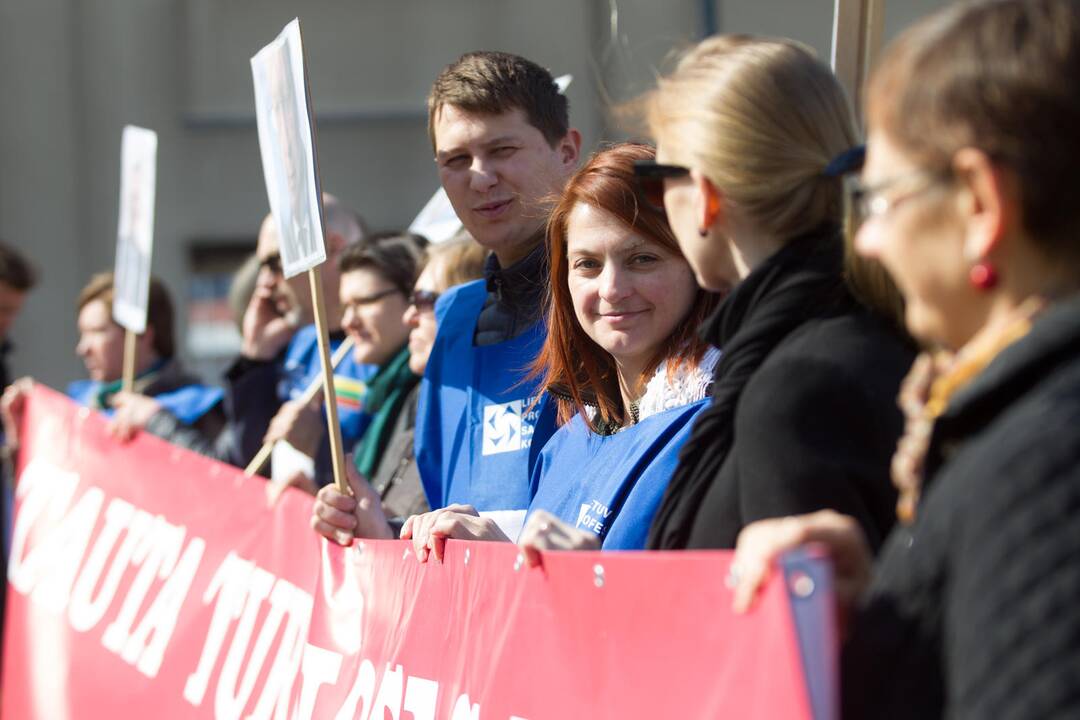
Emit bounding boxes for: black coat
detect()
[689,311,913,549]
[844,293,1080,719]
[649,230,913,550]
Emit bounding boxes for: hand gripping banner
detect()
[3,386,836,719]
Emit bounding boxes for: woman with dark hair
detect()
[401,143,721,557]
[730,1,1080,717]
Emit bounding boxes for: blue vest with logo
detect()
[279,325,379,451]
[66,380,223,424]
[526,398,709,550]
[415,280,558,512]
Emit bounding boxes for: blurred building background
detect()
[0,0,946,389]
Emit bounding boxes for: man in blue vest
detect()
[310,53,582,546]
[225,193,374,481]
[408,52,582,539]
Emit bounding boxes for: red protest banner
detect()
[2,386,833,719]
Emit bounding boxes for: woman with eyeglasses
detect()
[636,36,914,552]
[311,236,486,540]
[398,143,721,559]
[728,1,1080,716]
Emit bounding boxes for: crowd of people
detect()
[2,0,1080,715]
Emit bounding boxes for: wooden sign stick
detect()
[122,329,137,394]
[243,334,354,477]
[307,268,349,493]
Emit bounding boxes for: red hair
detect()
[531,142,719,429]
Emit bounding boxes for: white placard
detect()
[251,18,326,279]
[113,125,158,334]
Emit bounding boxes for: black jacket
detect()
[134,360,232,462]
[473,241,546,346]
[844,293,1080,720]
[649,230,913,550]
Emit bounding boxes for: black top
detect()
[134,359,230,461]
[648,229,913,550]
[473,240,547,346]
[844,293,1080,720]
[222,329,349,474]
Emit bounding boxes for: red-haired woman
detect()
[401,143,720,557]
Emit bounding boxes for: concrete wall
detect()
[0,0,947,389]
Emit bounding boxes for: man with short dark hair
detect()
[410,51,582,537]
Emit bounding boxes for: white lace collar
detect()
[636,346,720,422]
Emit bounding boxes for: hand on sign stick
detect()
[241,281,299,360]
[518,509,600,568]
[310,455,394,544]
[263,397,323,457]
[399,505,509,564]
[1,377,34,452]
[729,510,872,624]
[108,392,163,441]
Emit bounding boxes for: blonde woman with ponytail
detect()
[637,36,914,550]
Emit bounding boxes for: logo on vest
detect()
[576,499,613,536]
[482,399,538,456]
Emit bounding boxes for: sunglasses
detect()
[258,253,283,276]
[633,160,691,210]
[408,289,440,312]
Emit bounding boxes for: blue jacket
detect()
[527,399,709,549]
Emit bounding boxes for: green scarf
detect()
[352,346,419,479]
[93,358,169,410]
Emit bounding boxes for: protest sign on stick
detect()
[251,18,347,493]
[831,0,885,126]
[112,125,158,393]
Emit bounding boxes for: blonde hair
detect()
[645,36,857,241]
[424,235,487,292]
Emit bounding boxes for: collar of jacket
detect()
[698,223,848,351]
[484,235,548,309]
[933,291,1080,445]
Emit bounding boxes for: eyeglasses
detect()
[408,289,440,312]
[633,160,691,210]
[258,253,283,276]
[341,288,401,314]
[849,171,949,223]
